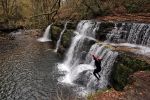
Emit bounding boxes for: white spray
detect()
[37,24,53,42]
[54,22,68,52]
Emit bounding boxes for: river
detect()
[0,30,82,100]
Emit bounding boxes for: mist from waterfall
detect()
[57,21,118,95]
[54,22,68,52]
[37,24,53,42]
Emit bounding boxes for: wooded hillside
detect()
[0,0,150,28]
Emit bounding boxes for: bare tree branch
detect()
[30,10,57,19]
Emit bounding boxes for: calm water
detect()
[0,30,82,100]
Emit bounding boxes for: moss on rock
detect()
[62,29,74,48]
[51,26,62,42]
[111,53,150,90]
[51,24,74,55]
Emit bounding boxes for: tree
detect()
[0,0,23,24]
[30,0,61,26]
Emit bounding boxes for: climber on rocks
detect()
[92,54,102,80]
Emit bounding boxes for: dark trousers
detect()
[93,68,101,80]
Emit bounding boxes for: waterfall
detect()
[107,23,150,47]
[58,21,118,94]
[58,20,98,82]
[63,20,97,68]
[106,23,118,42]
[37,24,53,42]
[74,44,118,91]
[54,22,68,52]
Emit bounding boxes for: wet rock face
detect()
[95,22,114,41]
[51,25,74,54]
[111,53,150,90]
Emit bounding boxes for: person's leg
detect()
[97,73,101,78]
[93,70,100,80]
[97,68,101,78]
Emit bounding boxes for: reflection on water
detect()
[0,30,83,100]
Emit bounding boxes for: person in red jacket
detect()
[92,55,102,80]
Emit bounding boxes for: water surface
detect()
[0,30,81,100]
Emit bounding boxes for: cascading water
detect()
[106,22,150,56]
[74,44,118,92]
[37,24,53,42]
[57,20,118,94]
[58,20,98,83]
[62,20,97,69]
[107,23,118,42]
[107,23,150,47]
[54,22,68,52]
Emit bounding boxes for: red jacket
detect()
[92,55,102,61]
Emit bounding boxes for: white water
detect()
[63,21,97,68]
[84,44,118,91]
[106,23,127,43]
[106,22,150,57]
[57,21,149,96]
[107,23,118,42]
[54,22,68,52]
[57,21,118,95]
[58,20,97,83]
[100,42,150,57]
[37,24,52,42]
[127,23,145,44]
[107,23,150,47]
[113,43,150,56]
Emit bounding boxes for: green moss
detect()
[111,53,150,90]
[62,30,74,48]
[51,24,74,52]
[51,26,62,42]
